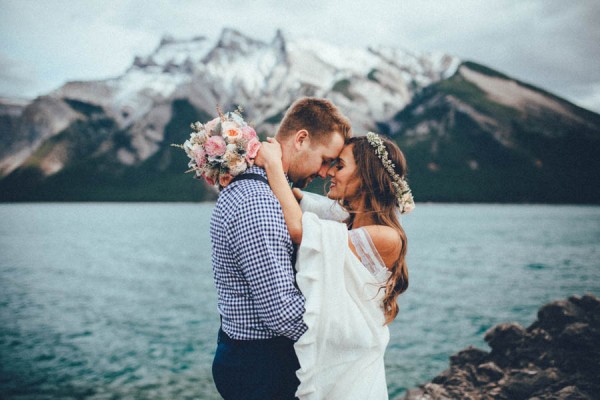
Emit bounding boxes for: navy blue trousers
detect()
[212,328,300,400]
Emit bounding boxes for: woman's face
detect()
[327,144,361,201]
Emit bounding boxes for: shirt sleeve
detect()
[228,191,307,340]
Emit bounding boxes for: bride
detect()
[256,132,413,399]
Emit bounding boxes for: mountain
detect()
[0,29,599,202]
[378,62,600,202]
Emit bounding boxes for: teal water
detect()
[1,203,599,399]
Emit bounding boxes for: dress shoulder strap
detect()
[348,227,390,283]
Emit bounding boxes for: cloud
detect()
[0,54,40,98]
[0,0,599,112]
[0,0,158,94]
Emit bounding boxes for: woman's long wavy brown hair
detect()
[342,135,410,325]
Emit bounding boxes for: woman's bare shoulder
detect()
[361,225,402,267]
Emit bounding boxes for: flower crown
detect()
[366,132,415,214]
[171,106,261,189]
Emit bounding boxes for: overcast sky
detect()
[1,0,599,112]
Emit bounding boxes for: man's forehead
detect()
[322,132,345,158]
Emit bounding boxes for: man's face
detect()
[288,132,345,189]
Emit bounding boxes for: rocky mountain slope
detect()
[380,62,600,202]
[1,29,599,202]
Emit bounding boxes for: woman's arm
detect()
[296,190,349,222]
[255,138,304,244]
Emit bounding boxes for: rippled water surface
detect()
[1,203,599,399]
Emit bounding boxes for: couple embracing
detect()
[210,97,413,400]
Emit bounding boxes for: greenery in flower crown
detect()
[366,132,415,214]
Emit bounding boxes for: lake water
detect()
[1,203,599,399]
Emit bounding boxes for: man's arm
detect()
[229,192,307,340]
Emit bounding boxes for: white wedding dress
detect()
[294,193,391,400]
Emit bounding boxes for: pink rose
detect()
[245,138,261,162]
[192,144,206,167]
[204,117,220,134]
[205,136,227,157]
[241,126,257,140]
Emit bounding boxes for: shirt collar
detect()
[244,165,268,178]
[243,165,293,186]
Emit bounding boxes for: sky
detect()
[1,0,599,113]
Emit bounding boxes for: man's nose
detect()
[318,165,329,178]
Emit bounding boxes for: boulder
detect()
[401,294,600,400]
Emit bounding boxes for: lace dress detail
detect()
[348,228,391,283]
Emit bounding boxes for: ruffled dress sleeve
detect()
[299,191,349,222]
[294,212,389,400]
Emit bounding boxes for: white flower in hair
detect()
[366,132,415,214]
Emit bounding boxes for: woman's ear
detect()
[293,129,310,150]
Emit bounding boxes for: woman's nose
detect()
[327,167,335,177]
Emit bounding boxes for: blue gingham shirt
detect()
[210,166,307,341]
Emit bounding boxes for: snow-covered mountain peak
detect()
[15,28,467,176]
[4,30,600,203]
[133,35,213,71]
[271,29,287,54]
[214,28,267,54]
[48,28,463,139]
[289,37,374,74]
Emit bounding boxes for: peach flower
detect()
[228,158,248,176]
[219,173,234,187]
[222,121,242,142]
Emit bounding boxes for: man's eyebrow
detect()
[323,158,336,167]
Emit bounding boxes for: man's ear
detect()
[293,129,310,150]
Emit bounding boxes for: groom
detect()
[210,97,351,399]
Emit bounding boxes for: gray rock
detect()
[475,362,504,384]
[554,385,592,400]
[568,294,600,314]
[449,346,489,367]
[402,294,600,400]
[535,300,585,335]
[484,322,526,350]
[503,368,560,399]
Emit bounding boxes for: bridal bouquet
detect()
[172,107,261,189]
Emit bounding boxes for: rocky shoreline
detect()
[403,294,600,400]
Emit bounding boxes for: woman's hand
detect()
[292,188,304,201]
[255,137,283,170]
